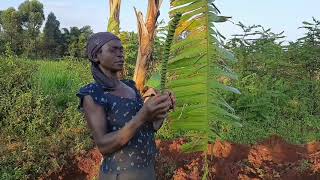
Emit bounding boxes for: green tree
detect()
[18,0,45,57]
[68,27,81,57]
[119,31,139,78]
[0,10,3,32]
[288,18,320,115]
[0,7,23,55]
[78,26,93,57]
[0,10,5,54]
[42,12,61,58]
[67,26,93,58]
[59,28,71,57]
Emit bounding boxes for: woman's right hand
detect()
[140,93,171,122]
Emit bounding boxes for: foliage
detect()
[33,60,90,110]
[107,0,121,36]
[41,12,62,58]
[167,0,240,159]
[18,0,45,58]
[66,26,93,58]
[119,31,139,78]
[0,1,93,59]
[0,58,93,179]
[218,21,320,144]
[1,1,320,179]
[0,7,23,55]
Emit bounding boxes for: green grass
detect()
[32,60,92,110]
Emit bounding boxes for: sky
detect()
[1,0,320,43]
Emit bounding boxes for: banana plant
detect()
[133,0,162,92]
[165,0,241,177]
[107,0,121,36]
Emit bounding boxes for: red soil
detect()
[42,135,320,180]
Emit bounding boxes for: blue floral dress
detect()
[76,79,157,174]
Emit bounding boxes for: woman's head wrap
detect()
[86,32,121,91]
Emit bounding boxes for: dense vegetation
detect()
[218,20,320,144]
[0,58,90,179]
[1,0,320,179]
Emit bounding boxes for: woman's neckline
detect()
[102,79,138,101]
[104,91,137,101]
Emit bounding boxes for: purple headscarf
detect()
[86,32,121,91]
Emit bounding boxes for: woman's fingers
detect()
[154,107,170,116]
[168,93,176,111]
[156,112,168,118]
[145,92,175,117]
[145,94,166,107]
[153,94,168,102]
[154,98,171,111]
[161,90,176,110]
[154,113,168,121]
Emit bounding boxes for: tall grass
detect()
[33,60,92,110]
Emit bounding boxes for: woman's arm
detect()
[83,94,171,156]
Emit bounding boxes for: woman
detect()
[76,32,176,180]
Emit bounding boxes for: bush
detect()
[0,57,93,179]
[217,38,320,144]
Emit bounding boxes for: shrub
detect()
[0,58,93,179]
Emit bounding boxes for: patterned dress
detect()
[76,79,157,176]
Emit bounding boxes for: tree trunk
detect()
[133,0,162,92]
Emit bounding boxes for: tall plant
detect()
[107,0,121,36]
[107,0,123,78]
[133,0,162,91]
[165,0,241,176]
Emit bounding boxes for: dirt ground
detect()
[42,136,320,180]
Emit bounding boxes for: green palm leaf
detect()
[167,1,241,176]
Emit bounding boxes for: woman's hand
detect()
[140,93,171,122]
[163,90,176,112]
[143,87,177,111]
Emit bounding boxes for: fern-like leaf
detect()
[167,1,241,177]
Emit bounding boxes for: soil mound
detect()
[42,136,320,180]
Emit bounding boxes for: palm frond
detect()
[167,0,240,166]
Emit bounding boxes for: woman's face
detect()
[96,39,124,72]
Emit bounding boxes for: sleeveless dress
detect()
[76,79,157,180]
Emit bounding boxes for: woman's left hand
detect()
[143,87,176,112]
[142,87,177,131]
